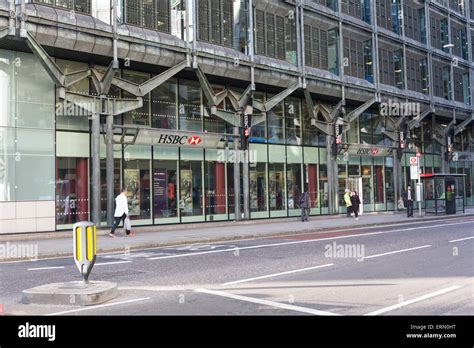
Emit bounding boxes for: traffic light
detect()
[397,123,408,159]
[446,127,455,155]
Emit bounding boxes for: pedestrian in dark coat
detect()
[300,185,310,222]
[351,191,361,220]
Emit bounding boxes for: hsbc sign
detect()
[157,134,202,146]
[129,128,225,148]
[346,144,393,157]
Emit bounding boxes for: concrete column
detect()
[106,114,114,227]
[233,127,241,220]
[91,113,101,225]
[327,137,338,215]
[243,150,250,220]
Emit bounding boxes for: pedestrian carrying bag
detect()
[124,216,132,231]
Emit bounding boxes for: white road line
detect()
[223,263,334,286]
[46,297,151,316]
[195,288,340,316]
[94,261,132,266]
[147,221,472,261]
[449,236,474,243]
[27,266,65,271]
[364,245,432,259]
[365,285,463,316]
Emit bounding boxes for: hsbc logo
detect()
[371,148,379,156]
[156,134,202,147]
[188,136,202,145]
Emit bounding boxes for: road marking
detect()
[365,285,463,316]
[364,245,431,259]
[449,236,474,243]
[195,288,340,316]
[147,221,472,261]
[94,261,132,266]
[46,297,151,316]
[223,263,334,286]
[27,266,65,271]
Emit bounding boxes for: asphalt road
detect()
[1,216,473,316]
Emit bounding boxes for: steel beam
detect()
[344,97,377,124]
[99,60,188,97]
[407,106,435,129]
[454,114,473,135]
[254,82,300,112]
[65,69,91,88]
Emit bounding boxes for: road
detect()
[0,216,473,316]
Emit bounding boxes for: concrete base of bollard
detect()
[22,281,118,306]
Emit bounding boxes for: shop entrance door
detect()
[346,177,363,215]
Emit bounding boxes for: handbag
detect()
[124,215,132,231]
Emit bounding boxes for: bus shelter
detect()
[421,173,466,215]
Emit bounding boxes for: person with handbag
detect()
[109,187,135,237]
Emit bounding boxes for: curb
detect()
[1,213,472,262]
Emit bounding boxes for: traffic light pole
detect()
[233,126,241,221]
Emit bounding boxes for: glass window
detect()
[151,78,177,129]
[56,157,89,226]
[319,163,329,209]
[328,28,340,75]
[123,70,151,126]
[178,80,202,131]
[123,159,152,222]
[124,0,170,32]
[268,163,285,211]
[250,162,267,213]
[205,161,227,218]
[179,160,203,218]
[287,163,302,211]
[152,160,178,219]
[285,98,301,146]
[33,0,91,14]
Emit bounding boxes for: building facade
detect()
[0,0,473,233]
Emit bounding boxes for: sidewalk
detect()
[1,208,473,261]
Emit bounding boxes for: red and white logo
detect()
[187,136,202,145]
[371,148,379,156]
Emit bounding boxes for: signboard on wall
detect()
[153,169,167,216]
[180,169,193,213]
[128,129,226,149]
[345,144,394,157]
[124,169,140,216]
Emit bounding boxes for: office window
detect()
[253,7,298,65]
[378,46,404,89]
[33,0,91,14]
[406,53,428,94]
[341,0,371,23]
[430,16,449,52]
[303,23,334,72]
[404,2,426,44]
[124,0,170,32]
[451,26,468,60]
[454,68,471,104]
[377,0,401,34]
[343,34,372,82]
[313,0,338,11]
[327,28,339,75]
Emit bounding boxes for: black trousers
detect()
[110,213,130,234]
[406,200,414,217]
[346,206,353,217]
[353,206,359,218]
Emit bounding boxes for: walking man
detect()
[344,189,353,217]
[403,185,414,218]
[351,191,361,220]
[300,185,310,222]
[109,187,134,237]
